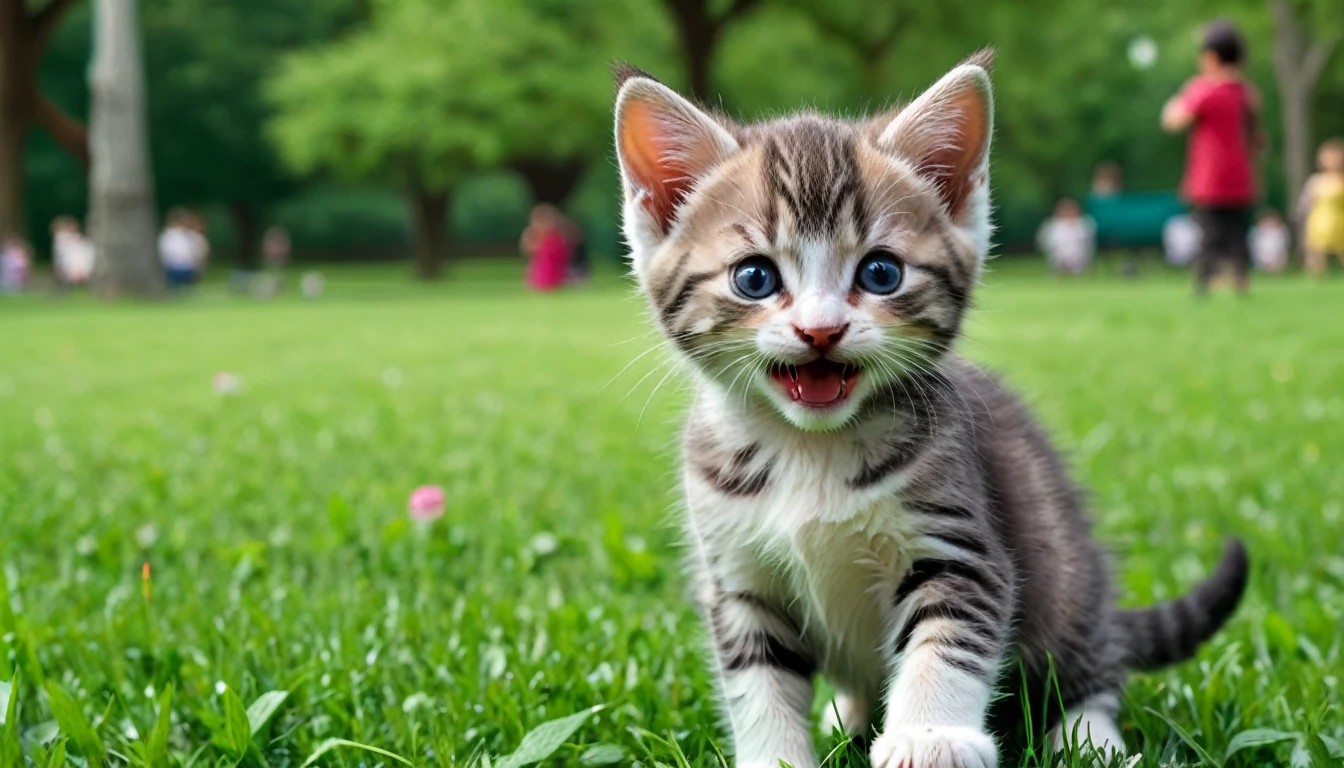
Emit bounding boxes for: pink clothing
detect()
[1178,77,1257,207]
[526,230,570,291]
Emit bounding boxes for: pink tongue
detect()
[794,366,844,403]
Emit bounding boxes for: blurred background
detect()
[3,0,1340,284]
[2,1,1344,765]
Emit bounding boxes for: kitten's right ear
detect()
[614,66,738,245]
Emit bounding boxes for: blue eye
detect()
[855,251,904,295]
[732,256,781,300]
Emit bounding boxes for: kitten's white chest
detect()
[751,446,920,690]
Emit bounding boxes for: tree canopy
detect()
[268,0,675,193]
[15,0,1344,272]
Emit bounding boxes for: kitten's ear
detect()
[874,51,994,236]
[614,66,739,246]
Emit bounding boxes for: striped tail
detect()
[1119,539,1249,671]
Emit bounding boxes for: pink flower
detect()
[408,486,446,523]
[212,372,243,395]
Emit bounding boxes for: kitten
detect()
[612,53,1248,768]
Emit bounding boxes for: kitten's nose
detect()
[793,324,848,352]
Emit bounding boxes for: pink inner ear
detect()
[619,100,698,237]
[921,87,989,219]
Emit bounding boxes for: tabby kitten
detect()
[612,53,1248,768]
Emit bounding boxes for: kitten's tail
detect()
[1117,539,1249,671]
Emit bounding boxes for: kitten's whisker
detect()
[608,329,661,347]
[601,345,667,393]
[637,366,681,430]
[622,359,674,402]
[722,350,763,407]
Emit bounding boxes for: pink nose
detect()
[793,324,848,352]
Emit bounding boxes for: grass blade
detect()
[1222,728,1295,762]
[496,705,604,768]
[0,676,10,727]
[1144,706,1221,768]
[43,737,67,768]
[1,673,19,768]
[219,686,252,760]
[45,679,107,766]
[245,690,289,737]
[579,743,626,765]
[146,684,174,768]
[301,738,413,766]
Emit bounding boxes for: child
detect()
[1300,138,1344,277]
[1037,198,1096,275]
[1249,208,1289,273]
[520,204,571,291]
[1163,214,1201,267]
[1161,19,1265,294]
[158,209,209,289]
[51,216,96,287]
[0,236,32,294]
[251,225,292,299]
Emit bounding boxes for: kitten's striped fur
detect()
[613,54,1248,768]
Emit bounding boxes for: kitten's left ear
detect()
[614,65,739,249]
[874,50,994,247]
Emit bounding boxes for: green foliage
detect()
[142,0,365,210]
[24,0,363,256]
[0,261,1342,765]
[216,686,252,760]
[267,0,675,192]
[300,738,413,766]
[0,674,20,766]
[21,0,1344,261]
[44,680,107,765]
[495,705,603,768]
[144,685,174,768]
[246,689,290,737]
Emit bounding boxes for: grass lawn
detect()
[1,258,1341,767]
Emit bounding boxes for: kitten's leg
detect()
[1052,694,1125,761]
[820,691,869,737]
[705,588,818,768]
[870,549,1014,768]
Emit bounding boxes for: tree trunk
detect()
[512,158,585,206]
[1278,84,1311,214]
[666,0,716,101]
[230,200,260,271]
[0,1,34,238]
[0,97,29,239]
[664,0,761,101]
[34,91,90,165]
[0,0,89,238]
[89,0,162,298]
[408,186,449,281]
[1270,0,1340,223]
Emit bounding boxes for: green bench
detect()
[1086,192,1187,249]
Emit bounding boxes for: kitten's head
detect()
[614,54,993,431]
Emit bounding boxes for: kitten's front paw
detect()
[869,725,996,768]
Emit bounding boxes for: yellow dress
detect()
[1306,174,1344,254]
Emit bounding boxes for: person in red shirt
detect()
[1162,20,1265,295]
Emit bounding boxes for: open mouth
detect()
[768,358,861,408]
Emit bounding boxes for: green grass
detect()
[1,259,1342,767]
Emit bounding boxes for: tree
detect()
[782,0,917,95]
[268,0,672,278]
[0,0,86,237]
[1269,0,1341,215]
[89,0,161,296]
[503,0,675,207]
[267,0,502,279]
[661,0,762,101]
[141,0,362,271]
